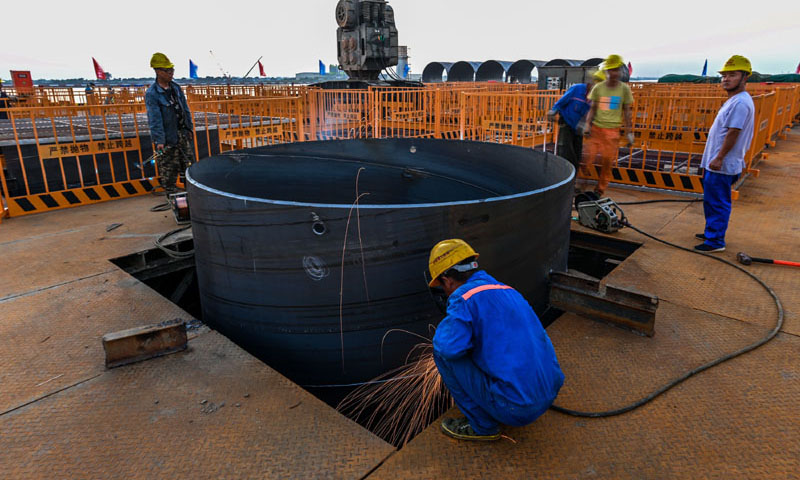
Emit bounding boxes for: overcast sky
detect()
[2,0,799,80]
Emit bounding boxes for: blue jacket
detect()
[145,81,193,146]
[433,271,564,408]
[552,83,591,131]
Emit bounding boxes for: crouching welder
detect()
[145,52,195,198]
[428,239,564,441]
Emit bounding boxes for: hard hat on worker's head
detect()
[718,55,752,75]
[602,54,625,71]
[592,70,606,82]
[150,52,175,69]
[428,239,479,287]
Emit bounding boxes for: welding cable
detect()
[149,202,171,212]
[154,225,194,259]
[550,220,784,418]
[375,40,404,82]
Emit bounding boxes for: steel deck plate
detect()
[373,128,800,478]
[0,191,393,479]
[0,128,798,478]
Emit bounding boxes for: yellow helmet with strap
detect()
[428,239,479,287]
[718,55,752,75]
[150,52,174,69]
[602,54,624,70]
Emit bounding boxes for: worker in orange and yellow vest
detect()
[428,239,564,442]
[548,69,606,178]
[581,54,635,197]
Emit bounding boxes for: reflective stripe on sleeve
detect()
[460,284,513,301]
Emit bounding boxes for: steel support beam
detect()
[549,270,658,336]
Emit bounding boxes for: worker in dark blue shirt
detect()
[548,70,605,174]
[429,239,564,441]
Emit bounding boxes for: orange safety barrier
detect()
[304,89,373,140]
[459,91,560,147]
[0,96,304,218]
[191,96,305,152]
[2,81,799,221]
[1,86,148,108]
[577,90,784,197]
[0,103,158,217]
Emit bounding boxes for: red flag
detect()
[258,60,266,77]
[627,61,633,77]
[796,62,800,74]
[92,57,106,80]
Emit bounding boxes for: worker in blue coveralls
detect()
[695,55,755,253]
[547,70,605,175]
[428,239,564,441]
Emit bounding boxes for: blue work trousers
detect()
[702,170,739,249]
[433,352,551,435]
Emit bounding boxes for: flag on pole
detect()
[319,60,326,76]
[92,57,106,80]
[702,59,708,76]
[189,60,199,79]
[258,60,266,77]
[796,61,800,74]
[627,61,633,77]
[403,63,410,78]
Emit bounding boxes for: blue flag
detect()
[701,59,708,76]
[189,60,199,79]
[319,60,326,75]
[403,63,410,78]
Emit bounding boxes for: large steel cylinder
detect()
[187,138,574,389]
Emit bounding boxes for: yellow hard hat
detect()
[602,54,624,71]
[150,52,174,69]
[428,239,479,287]
[718,55,752,75]
[592,70,606,82]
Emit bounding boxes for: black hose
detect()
[154,225,194,259]
[550,219,784,418]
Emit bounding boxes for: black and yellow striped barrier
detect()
[7,178,159,217]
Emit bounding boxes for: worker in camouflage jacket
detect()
[145,52,194,198]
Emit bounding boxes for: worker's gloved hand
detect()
[547,109,557,121]
[626,133,635,146]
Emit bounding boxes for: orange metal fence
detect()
[0,96,304,217]
[578,91,781,196]
[0,103,156,217]
[459,91,560,147]
[1,82,799,220]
